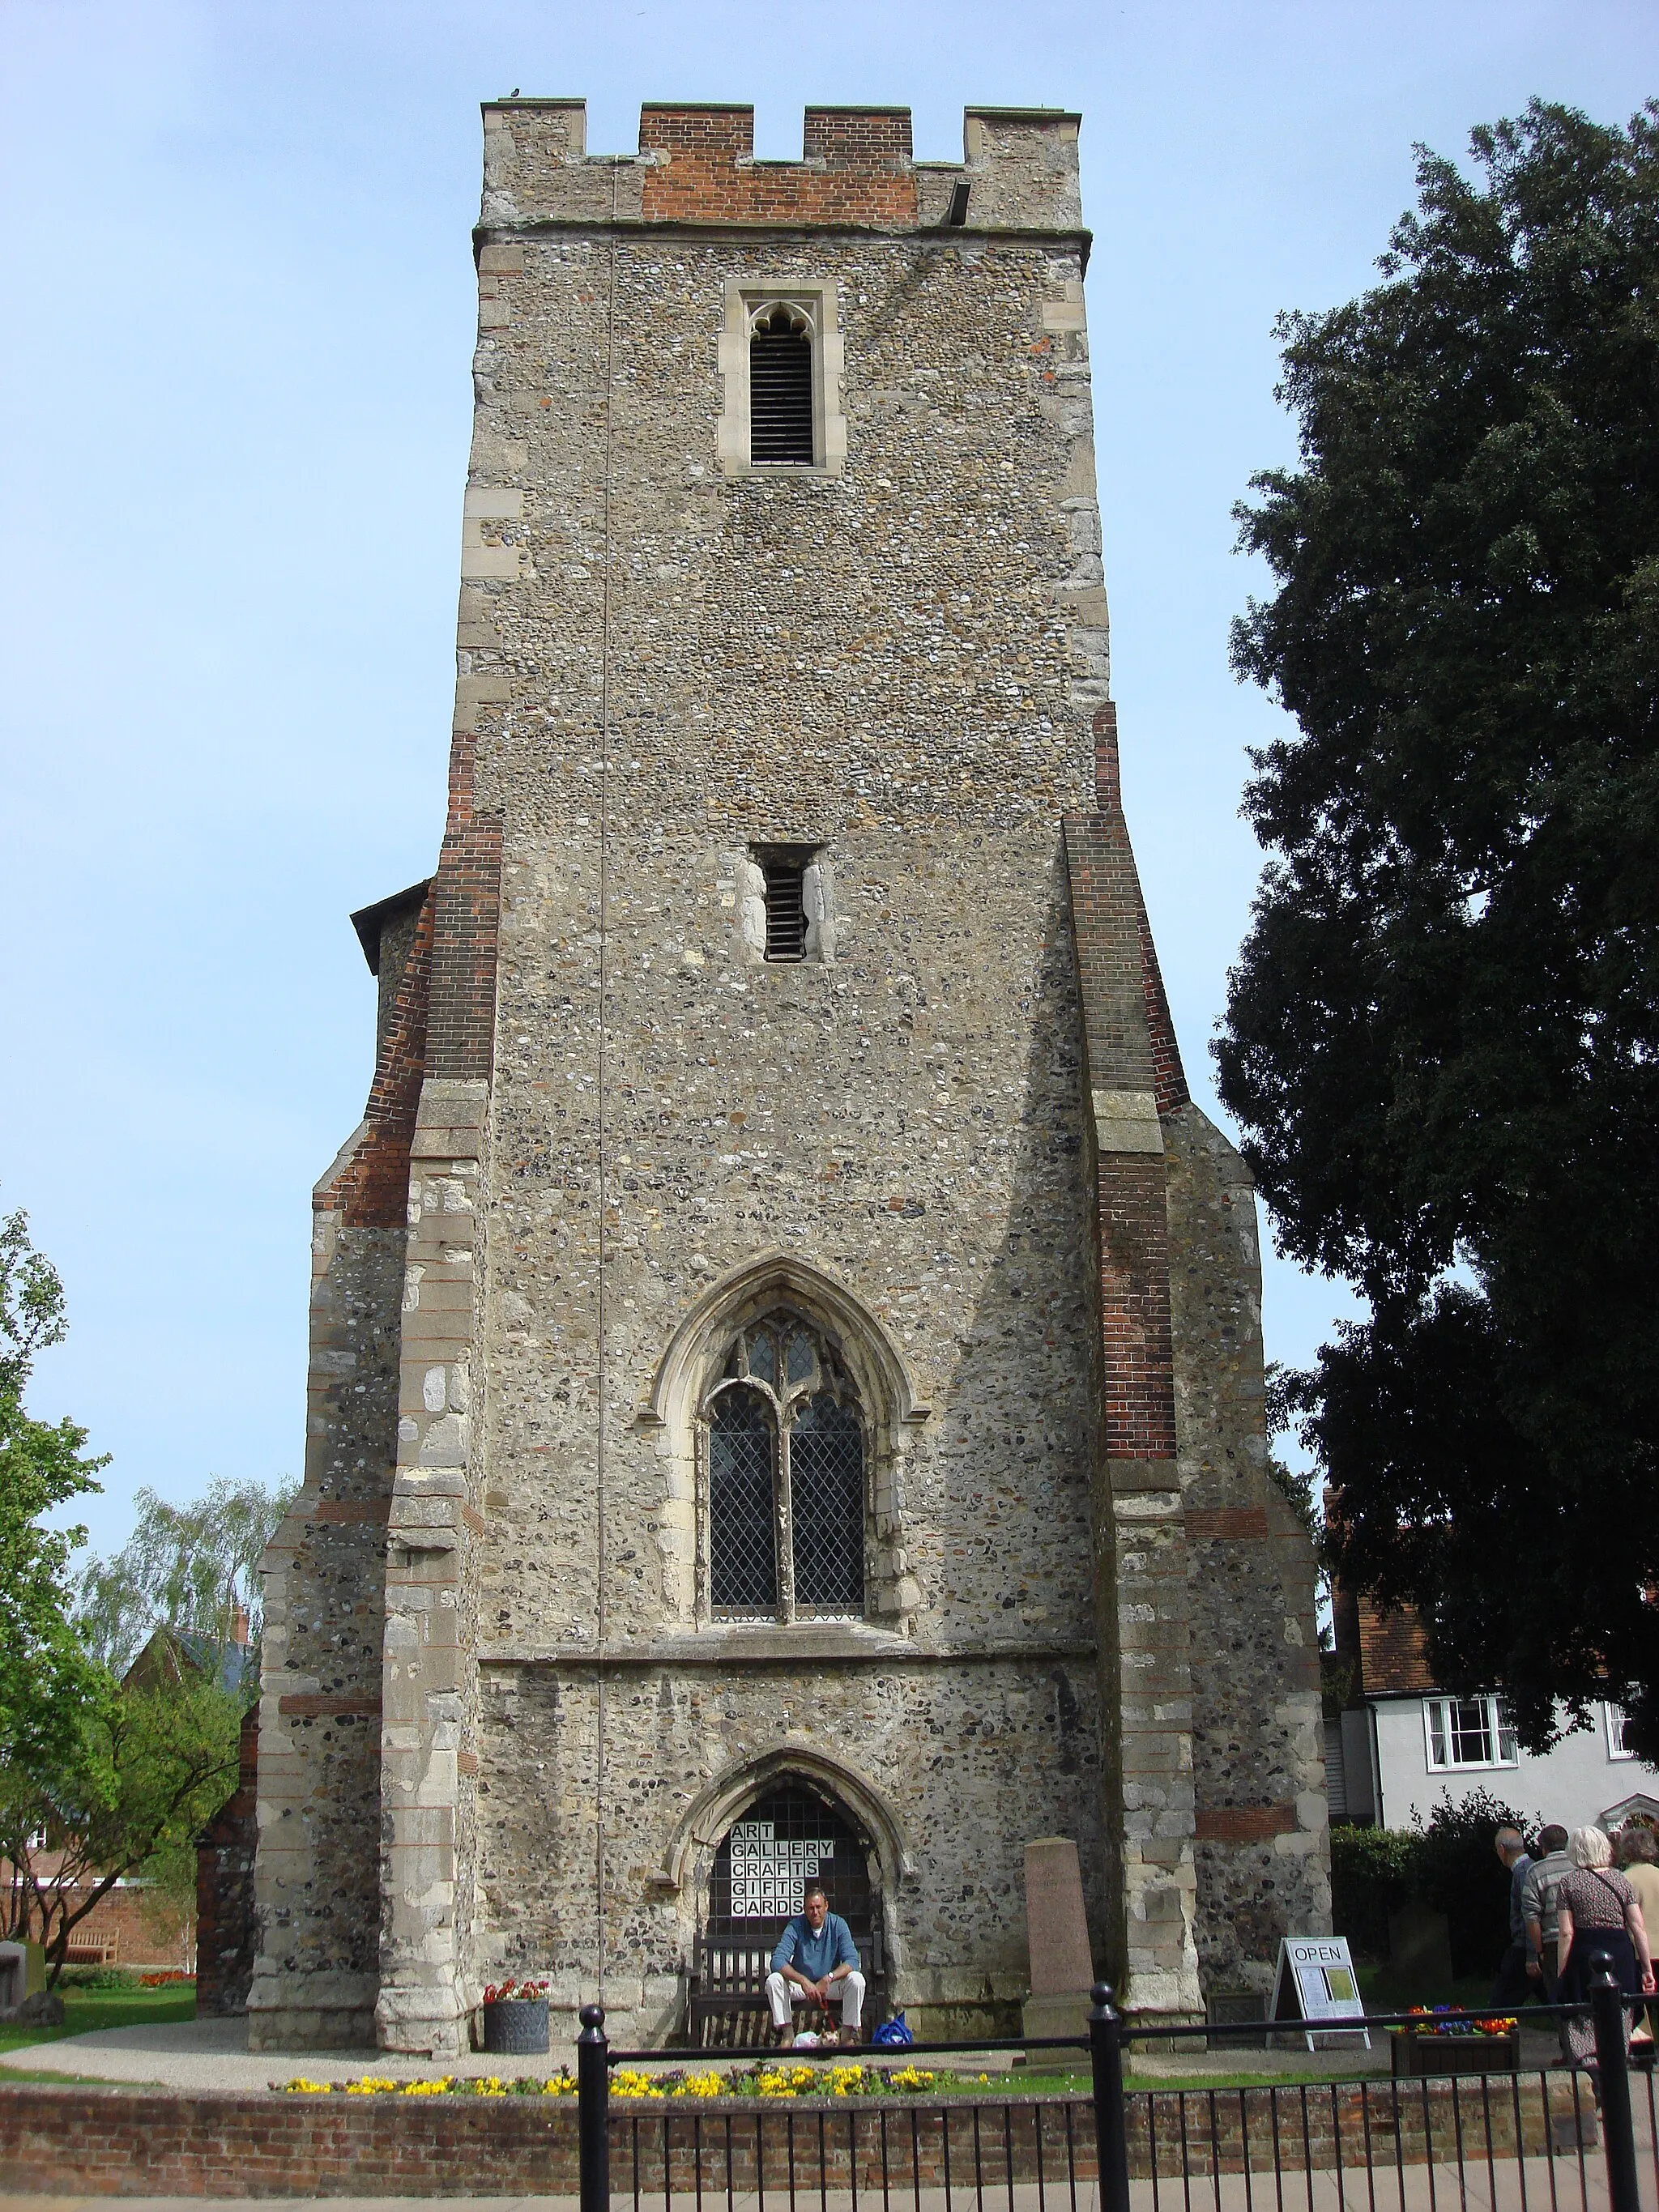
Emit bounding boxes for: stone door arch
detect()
[702,1783,878,1954]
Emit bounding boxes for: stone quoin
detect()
[246,96,1329,2059]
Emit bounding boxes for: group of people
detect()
[1494,1821,1659,2066]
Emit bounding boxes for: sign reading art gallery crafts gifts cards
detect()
[727,1820,840,1917]
[1270,1937,1371,2049]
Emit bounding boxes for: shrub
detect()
[58,1965,140,1992]
[1330,1825,1420,1962]
[1414,1788,1537,1978]
[1332,1790,1539,1976]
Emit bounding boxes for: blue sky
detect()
[2,0,1655,1558]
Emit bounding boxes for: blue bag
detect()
[871,2011,914,2048]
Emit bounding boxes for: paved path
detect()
[0,2017,1432,2098]
[0,2017,657,2092]
[0,2021,1037,2095]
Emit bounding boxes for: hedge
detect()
[1331,1788,1538,1974]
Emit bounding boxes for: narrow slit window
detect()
[749,307,815,467]
[760,854,808,962]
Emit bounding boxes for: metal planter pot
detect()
[482,1997,551,2054]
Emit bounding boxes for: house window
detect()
[1425,1695,1519,1771]
[705,1312,865,1622]
[1606,1704,1637,1761]
[748,307,815,466]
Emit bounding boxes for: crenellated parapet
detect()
[478,100,1083,235]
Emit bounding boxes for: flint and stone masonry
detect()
[249,96,1328,2058]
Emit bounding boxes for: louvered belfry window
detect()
[706,1313,865,1622]
[760,852,808,962]
[749,306,815,467]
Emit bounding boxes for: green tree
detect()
[0,1204,67,1393]
[1216,102,1659,1752]
[75,1477,296,1684]
[0,1206,243,1978]
[0,1205,106,1862]
[0,1672,241,1977]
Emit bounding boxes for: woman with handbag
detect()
[1554,1826,1656,2082]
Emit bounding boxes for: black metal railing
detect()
[571,1955,1651,2212]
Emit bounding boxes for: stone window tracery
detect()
[705,1311,866,1622]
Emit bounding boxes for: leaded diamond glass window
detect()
[704,1312,865,1623]
[710,1387,778,1613]
[791,1394,864,1611]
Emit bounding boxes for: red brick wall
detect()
[328,890,434,1230]
[639,103,919,226]
[1091,705,1188,1115]
[42,1882,191,1971]
[1064,774,1186,1464]
[425,733,504,1084]
[0,2079,1578,2197]
[0,2086,1094,2199]
[1095,1157,1179,1461]
[802,108,914,162]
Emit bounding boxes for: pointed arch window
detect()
[705,1313,866,1622]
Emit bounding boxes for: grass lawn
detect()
[0,1983,195,2057]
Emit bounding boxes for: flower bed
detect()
[1389,2007,1521,2078]
[1393,2006,1518,2037]
[281,2062,961,2102]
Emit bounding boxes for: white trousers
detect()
[766,1968,866,2031]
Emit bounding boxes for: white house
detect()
[1328,1588,1659,1835]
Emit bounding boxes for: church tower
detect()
[249,98,1328,2057]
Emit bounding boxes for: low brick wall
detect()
[0,2078,1595,2198]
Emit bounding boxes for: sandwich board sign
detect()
[1271,1936,1370,2051]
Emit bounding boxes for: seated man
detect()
[766,1886,866,2047]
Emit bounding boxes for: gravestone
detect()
[1388,1899,1454,1996]
[1021,1837,1095,2046]
[0,1942,44,2019]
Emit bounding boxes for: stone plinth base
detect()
[1021,1989,1090,2058]
[246,2004,377,2052]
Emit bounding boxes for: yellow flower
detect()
[672,2072,727,2099]
[282,2079,334,2095]
[399,2079,454,2095]
[344,2078,398,2095]
[612,2069,666,2100]
[542,2073,578,2096]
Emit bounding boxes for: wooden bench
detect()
[62,1937,119,1968]
[685,1931,886,2048]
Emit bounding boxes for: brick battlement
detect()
[638,103,917,225]
[480,100,1082,232]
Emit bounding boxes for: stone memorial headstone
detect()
[1021,1836,1095,2047]
[0,1941,44,2020]
[1388,1899,1453,1996]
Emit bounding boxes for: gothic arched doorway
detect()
[689,1782,885,2043]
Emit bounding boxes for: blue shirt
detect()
[771,1911,857,1980]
